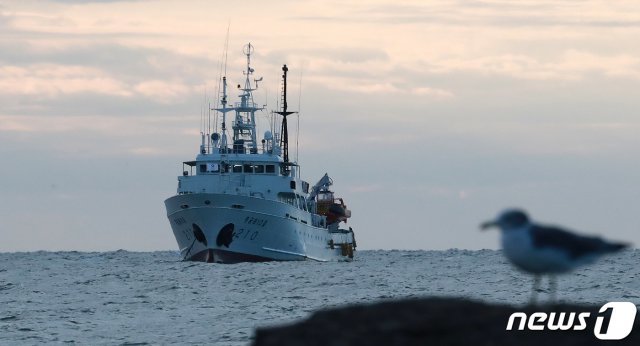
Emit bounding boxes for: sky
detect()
[1,0,639,252]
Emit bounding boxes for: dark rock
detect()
[253,297,639,346]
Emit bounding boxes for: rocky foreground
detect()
[253,297,639,346]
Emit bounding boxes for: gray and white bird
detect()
[481,208,629,304]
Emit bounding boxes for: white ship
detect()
[164,44,356,263]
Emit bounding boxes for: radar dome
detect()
[264,131,273,140]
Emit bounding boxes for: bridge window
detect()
[243,164,254,173]
[254,165,265,173]
[266,165,275,174]
[298,195,308,211]
[278,192,296,206]
[233,164,242,173]
[199,163,220,173]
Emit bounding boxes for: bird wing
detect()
[529,225,626,259]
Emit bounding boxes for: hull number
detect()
[234,228,260,241]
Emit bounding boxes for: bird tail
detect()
[603,241,630,253]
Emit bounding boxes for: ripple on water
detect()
[0,250,637,345]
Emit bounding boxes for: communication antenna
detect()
[211,24,233,152]
[223,22,230,77]
[296,64,303,164]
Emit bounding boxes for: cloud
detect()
[49,0,146,3]
[128,146,166,156]
[0,114,188,135]
[0,117,34,132]
[0,64,132,97]
[0,63,198,102]
[0,41,214,81]
[268,47,389,64]
[556,50,640,79]
[0,39,222,115]
[133,80,191,101]
[301,1,640,28]
[416,51,640,81]
[0,114,195,158]
[411,87,453,98]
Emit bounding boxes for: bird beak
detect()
[480,220,497,231]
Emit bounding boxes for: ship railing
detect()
[234,101,262,110]
[205,145,278,156]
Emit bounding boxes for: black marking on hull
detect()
[216,223,235,248]
[192,223,208,246]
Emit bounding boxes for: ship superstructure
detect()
[164,44,356,263]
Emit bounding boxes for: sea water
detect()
[1,249,639,345]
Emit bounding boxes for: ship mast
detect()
[212,33,233,153]
[276,64,296,171]
[213,77,233,152]
[232,43,263,154]
[212,43,264,155]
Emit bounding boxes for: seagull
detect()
[481,208,629,304]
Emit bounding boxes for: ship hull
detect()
[165,193,355,263]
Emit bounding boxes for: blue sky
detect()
[1,0,639,251]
